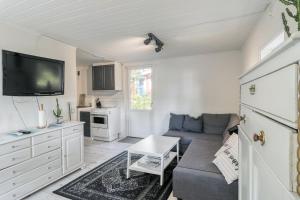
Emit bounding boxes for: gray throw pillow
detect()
[169,113,185,131]
[183,115,202,133]
[203,114,230,134]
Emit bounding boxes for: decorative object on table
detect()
[38,104,47,128]
[54,151,175,200]
[279,0,300,37]
[95,98,102,108]
[53,98,63,124]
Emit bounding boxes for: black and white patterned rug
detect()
[54,151,176,200]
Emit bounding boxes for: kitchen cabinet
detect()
[80,111,91,137]
[62,130,84,175]
[91,62,122,91]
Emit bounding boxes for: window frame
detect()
[128,66,153,111]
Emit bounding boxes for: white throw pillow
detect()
[213,134,239,184]
[215,133,238,157]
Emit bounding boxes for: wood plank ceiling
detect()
[0,0,270,62]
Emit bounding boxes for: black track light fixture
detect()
[144,33,164,53]
[144,38,152,45]
[144,33,153,45]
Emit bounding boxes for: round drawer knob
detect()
[253,131,265,145]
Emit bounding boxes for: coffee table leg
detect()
[177,141,180,163]
[127,152,131,179]
[160,155,164,186]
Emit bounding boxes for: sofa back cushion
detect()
[183,115,202,133]
[169,113,185,131]
[203,114,230,134]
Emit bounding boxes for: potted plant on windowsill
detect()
[53,98,63,124]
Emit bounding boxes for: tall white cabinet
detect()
[239,34,300,200]
[0,122,84,200]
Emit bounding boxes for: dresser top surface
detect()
[0,121,84,145]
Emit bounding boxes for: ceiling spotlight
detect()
[144,38,152,45]
[144,33,164,53]
[144,33,153,45]
[155,46,162,52]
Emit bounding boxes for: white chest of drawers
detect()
[239,33,300,200]
[0,122,84,200]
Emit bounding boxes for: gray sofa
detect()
[164,113,239,200]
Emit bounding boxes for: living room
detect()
[0,0,299,200]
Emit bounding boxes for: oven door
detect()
[91,114,108,129]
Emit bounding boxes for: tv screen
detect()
[2,50,64,96]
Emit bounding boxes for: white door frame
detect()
[125,65,153,138]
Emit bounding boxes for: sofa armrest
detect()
[173,167,238,200]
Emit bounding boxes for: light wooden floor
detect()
[25,138,177,200]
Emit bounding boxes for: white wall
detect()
[125,51,242,135]
[0,22,77,134]
[242,1,296,73]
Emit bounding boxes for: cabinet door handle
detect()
[249,84,256,95]
[253,131,265,145]
[240,114,246,123]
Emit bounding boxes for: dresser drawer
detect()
[241,64,298,123]
[0,139,31,156]
[0,159,61,195]
[32,130,61,145]
[0,148,31,170]
[0,149,61,183]
[32,138,61,157]
[0,168,62,200]
[240,105,297,191]
[63,125,83,137]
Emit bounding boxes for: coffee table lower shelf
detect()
[127,152,177,185]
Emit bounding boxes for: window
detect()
[260,32,285,60]
[129,68,152,110]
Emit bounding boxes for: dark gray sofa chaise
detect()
[164,113,239,200]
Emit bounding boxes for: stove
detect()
[90,107,120,141]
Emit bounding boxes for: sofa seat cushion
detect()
[177,138,223,174]
[173,167,238,200]
[164,130,222,145]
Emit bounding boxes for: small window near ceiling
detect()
[129,68,152,110]
[260,32,285,60]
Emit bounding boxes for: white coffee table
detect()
[126,135,180,186]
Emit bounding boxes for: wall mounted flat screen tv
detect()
[2,50,65,96]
